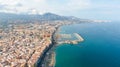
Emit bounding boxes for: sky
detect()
[0,0,120,21]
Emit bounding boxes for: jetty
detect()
[57,33,84,44]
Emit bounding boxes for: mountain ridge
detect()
[0,12,90,24]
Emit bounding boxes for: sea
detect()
[55,22,120,67]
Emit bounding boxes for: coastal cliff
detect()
[36,26,58,67]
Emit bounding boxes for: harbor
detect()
[57,33,84,44]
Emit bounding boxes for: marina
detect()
[57,33,84,44]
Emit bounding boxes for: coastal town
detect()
[0,21,66,67]
[0,12,105,67]
[0,0,116,66]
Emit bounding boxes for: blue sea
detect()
[55,22,120,67]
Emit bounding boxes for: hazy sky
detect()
[0,0,120,21]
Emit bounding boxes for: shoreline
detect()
[36,23,84,67]
[36,26,59,67]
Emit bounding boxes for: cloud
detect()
[0,0,91,14]
[0,4,6,9]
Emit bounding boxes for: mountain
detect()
[0,12,88,24]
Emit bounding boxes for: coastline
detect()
[36,26,59,67]
[36,23,84,67]
[42,24,84,67]
[53,22,120,67]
